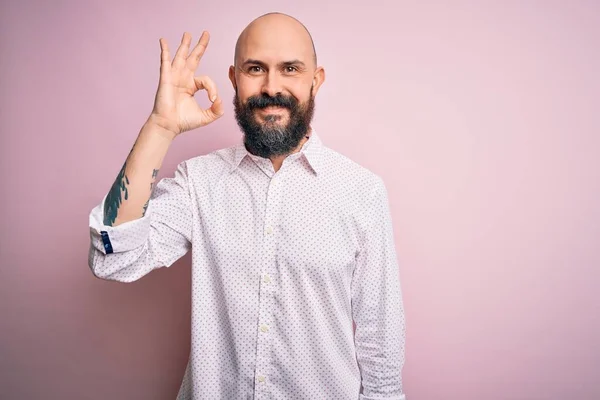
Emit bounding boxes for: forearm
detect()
[103,115,176,227]
[89,156,193,282]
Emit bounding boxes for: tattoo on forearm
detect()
[150,169,159,190]
[142,168,160,217]
[103,161,129,226]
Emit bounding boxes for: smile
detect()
[258,106,288,114]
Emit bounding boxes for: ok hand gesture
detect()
[150,31,224,137]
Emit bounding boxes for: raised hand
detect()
[149,31,224,137]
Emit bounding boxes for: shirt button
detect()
[263,274,271,284]
[260,324,269,332]
[265,226,273,235]
[257,375,266,383]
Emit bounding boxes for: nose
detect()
[261,71,283,97]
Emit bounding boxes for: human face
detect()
[231,57,318,158]
[229,17,325,157]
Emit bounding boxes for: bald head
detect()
[234,12,317,68]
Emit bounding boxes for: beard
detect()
[233,87,315,159]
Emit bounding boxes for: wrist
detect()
[145,114,179,141]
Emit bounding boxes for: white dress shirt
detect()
[88,131,406,399]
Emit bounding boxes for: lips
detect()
[259,106,287,112]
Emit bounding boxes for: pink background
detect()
[1,1,599,399]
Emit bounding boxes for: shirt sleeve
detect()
[88,161,193,283]
[351,177,407,400]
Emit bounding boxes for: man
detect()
[88,12,406,400]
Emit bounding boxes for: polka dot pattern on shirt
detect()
[88,132,406,400]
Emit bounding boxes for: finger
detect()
[159,38,171,81]
[197,96,224,126]
[172,32,192,69]
[187,31,210,71]
[209,95,224,118]
[193,75,218,102]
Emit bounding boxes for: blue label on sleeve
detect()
[100,231,114,254]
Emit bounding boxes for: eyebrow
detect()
[241,59,306,69]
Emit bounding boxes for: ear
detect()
[311,66,325,97]
[228,65,237,90]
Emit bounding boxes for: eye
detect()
[248,66,263,73]
[285,66,298,73]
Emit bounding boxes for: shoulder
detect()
[320,145,386,194]
[180,144,240,176]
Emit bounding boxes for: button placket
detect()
[254,172,284,397]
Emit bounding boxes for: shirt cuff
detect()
[88,193,152,254]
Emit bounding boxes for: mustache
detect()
[245,94,297,110]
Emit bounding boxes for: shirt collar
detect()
[230,130,324,175]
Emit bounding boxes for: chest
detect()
[192,170,362,280]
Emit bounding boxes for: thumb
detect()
[188,95,223,129]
